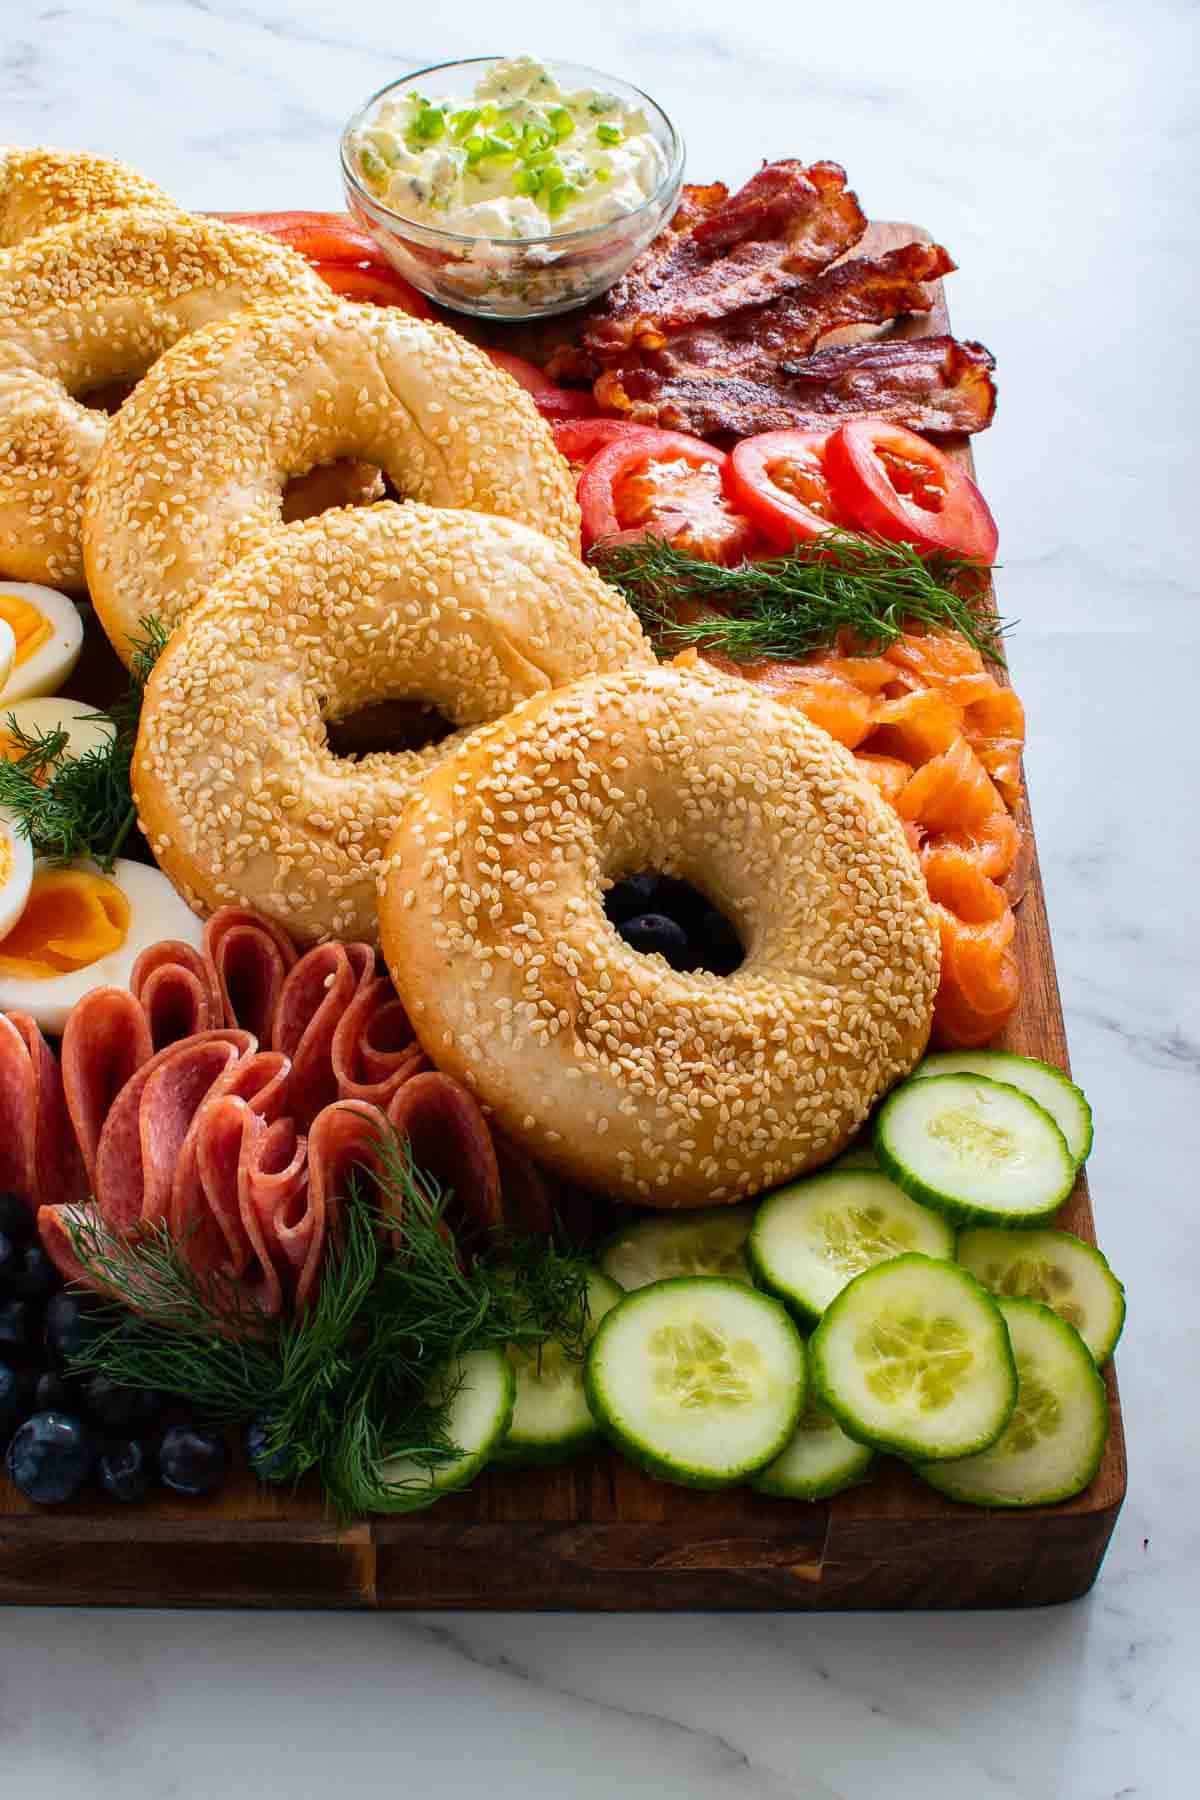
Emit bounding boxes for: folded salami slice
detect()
[331,975,427,1107]
[37,1201,104,1293]
[0,1011,85,1215]
[245,1113,313,1303]
[307,1097,390,1258]
[386,1072,502,1254]
[92,1027,255,1233]
[272,941,375,1130]
[60,986,152,1188]
[186,1099,311,1318]
[130,939,223,1048]
[204,905,298,1043]
[168,1047,292,1245]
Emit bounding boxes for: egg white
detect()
[0,581,85,703]
[0,620,14,697]
[0,857,204,1034]
[0,695,116,761]
[0,806,34,941]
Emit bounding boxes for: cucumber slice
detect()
[956,1227,1125,1363]
[598,1205,754,1290]
[496,1268,623,1466]
[374,1348,514,1511]
[916,1297,1109,1506]
[751,1395,875,1499]
[875,1074,1076,1226]
[810,1253,1016,1461]
[748,1169,955,1323]
[913,1051,1093,1166]
[584,1277,806,1489]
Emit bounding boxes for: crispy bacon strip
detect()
[602,241,953,390]
[597,333,997,439]
[580,161,868,362]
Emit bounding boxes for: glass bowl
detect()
[339,57,685,321]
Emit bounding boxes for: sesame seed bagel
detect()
[0,207,328,589]
[378,661,941,1207]
[0,146,175,246]
[85,298,581,661]
[134,501,652,944]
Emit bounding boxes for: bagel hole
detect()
[78,376,140,414]
[325,699,456,759]
[281,459,392,522]
[604,872,745,976]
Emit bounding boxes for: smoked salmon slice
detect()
[855,752,914,806]
[706,623,1028,1048]
[896,737,998,832]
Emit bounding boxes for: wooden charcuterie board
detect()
[0,225,1125,1610]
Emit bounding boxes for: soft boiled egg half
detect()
[0,582,84,704]
[0,858,203,1034]
[0,696,118,949]
[0,807,35,940]
[0,695,116,763]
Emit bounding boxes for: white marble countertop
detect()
[2,2,1197,1795]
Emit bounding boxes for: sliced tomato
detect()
[726,429,845,548]
[824,421,999,563]
[308,260,434,317]
[550,417,655,470]
[485,350,598,421]
[578,428,758,563]
[214,211,380,264]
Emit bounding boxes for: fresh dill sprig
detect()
[63,1126,593,1517]
[0,612,168,870]
[325,1137,592,1516]
[590,531,1007,666]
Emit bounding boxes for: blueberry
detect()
[0,1193,32,1248]
[44,1291,109,1364]
[0,1298,38,1366]
[158,1423,228,1497]
[0,1360,37,1439]
[605,872,667,924]
[5,1411,93,1504]
[98,1438,148,1504]
[617,912,693,971]
[0,1230,17,1289]
[246,1411,291,1483]
[6,1244,62,1304]
[33,1370,73,1414]
[81,1373,160,1434]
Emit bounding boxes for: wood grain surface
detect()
[0,223,1125,1610]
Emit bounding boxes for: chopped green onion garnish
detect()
[406,104,446,147]
[546,180,582,218]
[512,168,541,197]
[469,133,516,167]
[359,145,388,185]
[450,107,482,140]
[548,106,575,141]
[596,122,623,147]
[593,166,612,184]
[521,122,554,158]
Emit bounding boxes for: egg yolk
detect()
[0,867,130,978]
[0,594,53,668]
[0,837,11,886]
